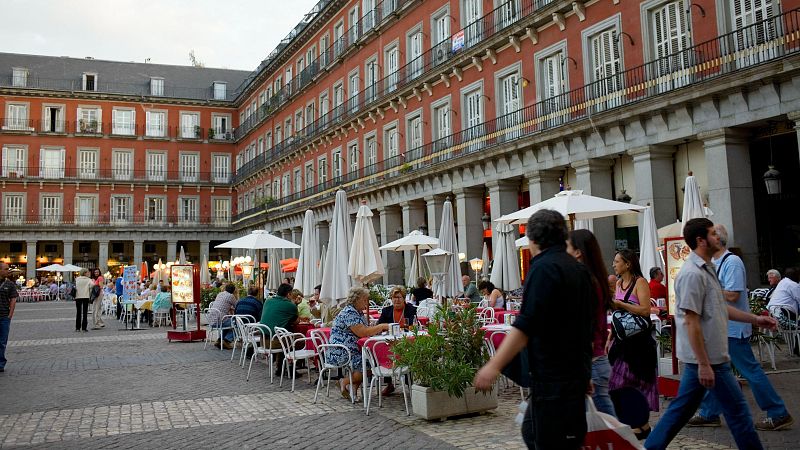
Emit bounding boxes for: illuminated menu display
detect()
[170,265,195,303]
[665,238,690,316]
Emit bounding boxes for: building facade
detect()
[3,0,800,286]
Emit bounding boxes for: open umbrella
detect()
[379,230,439,283]
[681,173,706,224]
[36,263,64,272]
[490,222,522,292]
[639,206,664,281]
[349,202,384,286]
[435,198,462,298]
[658,221,683,241]
[515,235,529,248]
[200,254,210,285]
[215,230,300,251]
[295,210,320,296]
[497,190,646,226]
[58,264,83,272]
[320,189,353,311]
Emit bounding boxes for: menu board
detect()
[170,265,195,304]
[664,237,691,316]
[122,265,138,302]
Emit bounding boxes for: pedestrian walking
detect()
[688,224,793,430]
[474,210,594,449]
[645,218,778,450]
[74,269,93,332]
[90,268,105,329]
[0,263,19,373]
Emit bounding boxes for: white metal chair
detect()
[153,307,173,327]
[363,338,410,416]
[416,306,431,319]
[203,308,234,350]
[477,298,490,308]
[313,342,355,404]
[478,307,496,325]
[230,315,257,365]
[769,306,800,356]
[275,327,318,392]
[245,323,284,383]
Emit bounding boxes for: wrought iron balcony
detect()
[1,214,231,228]
[0,165,231,185]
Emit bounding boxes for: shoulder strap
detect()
[716,252,733,276]
[623,276,637,303]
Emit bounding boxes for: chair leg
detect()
[246,353,255,381]
[400,374,410,416]
[279,359,286,387]
[366,376,374,416]
[348,371,355,404]
[291,359,298,392]
[326,370,332,397]
[268,353,274,384]
[314,368,325,403]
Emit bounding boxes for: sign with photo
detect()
[122,265,138,302]
[170,265,196,304]
[664,237,691,316]
[451,30,465,53]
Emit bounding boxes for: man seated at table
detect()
[460,275,481,303]
[209,283,238,349]
[296,290,314,323]
[235,286,263,321]
[648,267,667,302]
[260,283,298,339]
[309,285,322,319]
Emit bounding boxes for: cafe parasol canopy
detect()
[496,190,646,227]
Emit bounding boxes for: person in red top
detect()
[648,267,667,301]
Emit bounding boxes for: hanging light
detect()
[763,135,782,195]
[616,156,632,203]
[481,213,491,231]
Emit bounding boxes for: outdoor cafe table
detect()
[357,332,417,409]
[481,323,513,349]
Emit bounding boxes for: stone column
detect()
[281,230,292,260]
[379,206,403,285]
[424,195,443,238]
[98,240,110,272]
[700,128,759,286]
[487,180,519,256]
[198,240,210,261]
[291,227,303,258]
[62,240,74,266]
[526,169,562,204]
[133,240,143,266]
[166,240,177,263]
[316,220,330,255]
[454,187,484,260]
[401,200,426,281]
[629,145,677,227]
[573,159,615,261]
[26,240,37,280]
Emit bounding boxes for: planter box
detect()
[410,384,497,420]
[659,357,675,376]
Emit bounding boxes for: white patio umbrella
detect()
[435,198,462,298]
[639,206,664,281]
[57,264,82,273]
[379,230,439,283]
[496,190,647,226]
[37,263,64,272]
[215,230,300,251]
[320,189,353,310]
[658,221,683,240]
[295,210,320,296]
[490,222,521,292]
[349,202,384,286]
[200,254,210,285]
[317,244,326,288]
[216,259,224,280]
[481,242,490,278]
[406,251,430,286]
[266,249,282,291]
[515,235,529,248]
[179,246,186,264]
[681,173,706,224]
[228,257,235,281]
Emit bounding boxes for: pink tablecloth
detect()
[304,327,332,352]
[481,326,510,350]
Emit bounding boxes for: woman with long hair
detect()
[90,268,105,329]
[566,229,616,417]
[608,249,658,436]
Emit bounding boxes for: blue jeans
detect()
[221,318,234,342]
[699,336,788,420]
[592,355,617,417]
[645,362,762,450]
[0,317,10,369]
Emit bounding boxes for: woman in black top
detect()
[410,277,433,305]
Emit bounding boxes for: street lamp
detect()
[763,165,782,195]
[469,258,483,284]
[423,248,452,306]
[481,213,491,231]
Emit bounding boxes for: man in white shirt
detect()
[767,267,800,316]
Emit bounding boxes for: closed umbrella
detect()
[639,206,664,281]
[179,246,186,264]
[681,173,706,224]
[266,249,282,290]
[406,251,430,287]
[435,198,462,298]
[317,244,326,289]
[320,190,352,311]
[140,261,148,282]
[200,254,210,285]
[216,260,224,280]
[481,242,490,279]
[349,202,384,286]
[295,210,320,296]
[490,222,522,292]
[515,235,529,248]
[156,258,165,284]
[497,189,646,226]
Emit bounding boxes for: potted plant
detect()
[208,127,215,140]
[194,125,202,138]
[89,120,98,133]
[399,163,412,174]
[391,305,497,420]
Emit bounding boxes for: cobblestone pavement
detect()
[1,302,798,449]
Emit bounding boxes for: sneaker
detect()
[687,414,721,427]
[756,415,794,431]
[222,341,234,350]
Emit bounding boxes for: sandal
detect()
[339,379,351,400]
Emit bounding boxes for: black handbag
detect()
[611,278,651,341]
[90,285,101,301]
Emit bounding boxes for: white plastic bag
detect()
[584,396,643,450]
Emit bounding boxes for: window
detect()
[333,83,345,120]
[150,77,164,96]
[77,107,101,133]
[213,198,230,226]
[272,179,280,199]
[259,91,266,107]
[112,109,135,135]
[348,142,359,175]
[348,71,360,112]
[407,114,423,152]
[212,115,229,137]
[408,29,424,79]
[75,195,96,225]
[213,82,227,100]
[180,153,199,182]
[112,150,133,180]
[588,27,623,110]
[295,109,304,134]
[318,156,328,184]
[4,103,29,130]
[42,105,64,133]
[497,0,520,29]
[146,111,166,137]
[365,135,377,174]
[179,197,198,224]
[320,92,330,125]
[334,22,345,57]
[305,162,315,189]
[39,147,64,179]
[146,151,167,181]
[294,168,302,194]
[385,45,399,92]
[433,10,450,45]
[305,103,315,132]
[258,137,264,156]
[349,6,361,42]
[209,154,228,184]
[2,146,27,177]
[732,0,776,51]
[180,112,200,138]
[320,35,330,66]
[362,0,376,30]
[540,51,566,114]
[145,196,166,224]
[78,149,97,179]
[498,70,521,137]
[384,125,399,159]
[245,106,252,120]
[433,103,451,148]
[12,68,28,87]
[40,195,62,225]
[110,196,131,223]
[3,194,24,224]
[82,73,97,91]
[332,148,343,180]
[285,117,293,140]
[649,1,691,90]
[282,173,291,198]
[463,0,482,46]
[275,125,282,144]
[365,59,378,102]
[463,87,484,150]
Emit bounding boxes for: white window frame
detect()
[74,194,98,225]
[581,14,624,111]
[461,81,484,150]
[146,150,167,182]
[293,167,302,194]
[179,112,200,139]
[213,82,227,100]
[41,103,65,133]
[318,155,328,185]
[39,147,65,179]
[112,149,133,181]
[150,77,164,96]
[145,110,167,138]
[145,195,167,224]
[432,6,451,46]
[11,67,28,87]
[495,63,523,138]
[348,141,359,175]
[110,195,132,224]
[364,133,377,174]
[82,73,98,91]
[178,196,199,224]
[305,161,315,189]
[77,148,98,179]
[39,194,62,225]
[406,110,424,153]
[384,121,400,160]
[77,106,102,134]
[212,197,231,226]
[2,145,27,177]
[4,102,30,131]
[384,42,400,92]
[641,0,692,90]
[331,147,343,180]
[3,193,26,225]
[179,152,199,182]
[212,114,231,138]
[407,25,424,79]
[112,108,135,135]
[212,153,230,183]
[348,69,360,112]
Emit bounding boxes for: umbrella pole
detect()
[568,213,576,231]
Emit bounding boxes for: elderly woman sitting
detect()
[326,287,389,399]
[378,286,416,328]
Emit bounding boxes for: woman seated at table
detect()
[150,285,172,326]
[327,287,389,400]
[477,280,505,309]
[410,277,433,305]
[378,287,416,328]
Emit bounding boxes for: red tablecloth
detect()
[304,327,332,352]
[293,322,315,337]
[481,326,510,349]
[369,311,381,319]
[357,335,414,368]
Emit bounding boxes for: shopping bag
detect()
[583,396,643,450]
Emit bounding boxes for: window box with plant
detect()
[391,306,497,420]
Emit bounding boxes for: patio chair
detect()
[478,307,495,326]
[275,327,318,392]
[769,306,800,356]
[153,308,173,327]
[245,323,284,383]
[313,342,355,404]
[363,337,410,416]
[231,315,258,365]
[203,308,234,351]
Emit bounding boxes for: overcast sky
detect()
[0,0,321,71]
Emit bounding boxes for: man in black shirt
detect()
[0,263,19,373]
[474,210,594,448]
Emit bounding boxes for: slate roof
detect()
[0,52,251,102]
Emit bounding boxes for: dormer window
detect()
[150,77,164,96]
[213,81,227,100]
[82,73,97,91]
[12,68,28,87]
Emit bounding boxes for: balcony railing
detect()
[233,0,564,181]
[0,166,232,184]
[1,118,35,132]
[252,8,800,212]
[1,214,231,228]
